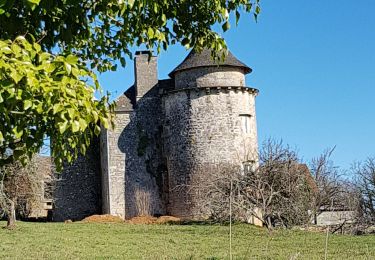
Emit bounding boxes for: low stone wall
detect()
[317,211,356,226]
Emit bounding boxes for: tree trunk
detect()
[266,216,273,230]
[6,199,16,229]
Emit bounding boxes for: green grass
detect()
[0,221,374,259]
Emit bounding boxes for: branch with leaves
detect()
[0,0,261,72]
[0,37,113,170]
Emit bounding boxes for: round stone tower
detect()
[162,49,259,218]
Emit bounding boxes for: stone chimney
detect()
[134,51,158,100]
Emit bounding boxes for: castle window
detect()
[240,114,252,134]
[242,160,256,174]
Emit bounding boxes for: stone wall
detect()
[52,137,101,221]
[120,87,166,218]
[101,112,129,218]
[100,127,110,215]
[102,83,168,219]
[163,86,258,218]
[174,67,246,89]
[317,211,356,226]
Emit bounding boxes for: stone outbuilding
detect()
[53,48,259,221]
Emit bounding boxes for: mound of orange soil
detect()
[126,215,158,224]
[155,216,181,224]
[126,215,181,224]
[82,214,125,223]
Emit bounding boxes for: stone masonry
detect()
[54,48,259,221]
[53,137,101,221]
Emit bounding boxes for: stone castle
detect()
[52,49,259,221]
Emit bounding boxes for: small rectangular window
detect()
[241,160,256,174]
[240,114,252,134]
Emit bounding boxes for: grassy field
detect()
[0,221,374,259]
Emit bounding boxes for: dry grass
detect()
[135,188,153,216]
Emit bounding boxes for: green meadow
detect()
[0,221,374,259]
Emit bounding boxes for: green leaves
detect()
[12,127,24,139]
[65,55,78,65]
[147,28,154,38]
[25,0,41,11]
[58,121,68,134]
[222,21,230,32]
[94,125,101,136]
[53,104,64,114]
[181,38,190,48]
[72,121,80,133]
[235,10,241,26]
[24,100,32,110]
[9,69,23,84]
[0,37,113,170]
[0,1,260,73]
[127,0,135,8]
[64,62,72,75]
[27,0,41,5]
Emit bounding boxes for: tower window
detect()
[242,160,256,174]
[240,114,252,134]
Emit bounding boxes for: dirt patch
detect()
[82,214,125,223]
[127,215,181,224]
[156,216,181,224]
[126,216,158,224]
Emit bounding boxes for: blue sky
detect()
[98,1,375,169]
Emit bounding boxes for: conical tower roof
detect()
[169,49,252,77]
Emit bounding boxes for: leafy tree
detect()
[0,37,113,170]
[0,0,261,71]
[0,0,260,169]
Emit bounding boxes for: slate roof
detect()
[114,79,174,112]
[114,86,136,112]
[169,49,252,77]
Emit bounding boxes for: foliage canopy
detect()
[0,0,261,71]
[0,36,113,170]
